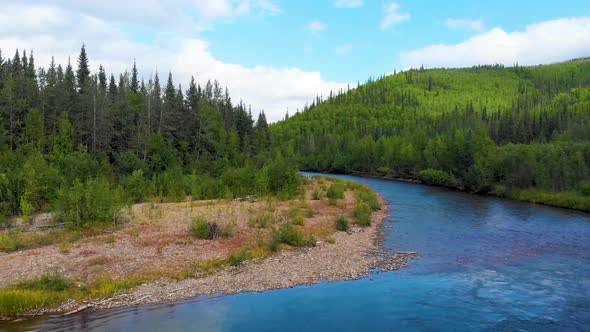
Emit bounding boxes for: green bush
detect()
[327,183,345,200]
[269,223,305,251]
[376,166,391,175]
[190,217,234,239]
[221,166,256,199]
[419,168,451,186]
[55,177,122,229]
[283,207,304,226]
[355,186,381,211]
[124,169,151,203]
[0,232,22,252]
[577,181,590,196]
[154,166,186,201]
[263,156,301,198]
[353,202,372,227]
[311,188,322,200]
[228,252,247,267]
[335,215,350,231]
[190,217,212,239]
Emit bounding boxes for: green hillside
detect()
[271,60,590,211]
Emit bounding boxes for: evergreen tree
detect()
[76,44,90,94]
[130,60,139,94]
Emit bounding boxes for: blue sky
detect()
[202,0,590,82]
[1,0,590,121]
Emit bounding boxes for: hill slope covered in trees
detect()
[271,59,590,211]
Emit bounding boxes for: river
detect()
[6,174,590,331]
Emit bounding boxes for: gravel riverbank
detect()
[1,179,416,319]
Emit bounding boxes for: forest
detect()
[271,59,590,211]
[0,45,299,228]
[2,44,590,228]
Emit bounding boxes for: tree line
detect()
[0,45,298,227]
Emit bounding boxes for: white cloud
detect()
[381,2,411,29]
[336,44,353,54]
[334,0,363,8]
[445,18,485,32]
[308,21,327,33]
[0,2,345,123]
[400,17,590,69]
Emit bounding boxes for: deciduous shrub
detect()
[311,188,322,200]
[190,217,234,239]
[353,202,372,227]
[335,215,350,231]
[283,207,305,226]
[355,186,381,211]
[190,217,212,239]
[269,223,305,251]
[376,166,391,175]
[123,169,151,203]
[327,183,345,200]
[54,177,122,229]
[419,168,451,186]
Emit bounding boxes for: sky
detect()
[1,0,590,122]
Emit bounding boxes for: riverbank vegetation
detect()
[271,59,590,211]
[0,177,381,317]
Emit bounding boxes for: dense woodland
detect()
[0,46,299,227]
[271,59,590,211]
[2,44,590,228]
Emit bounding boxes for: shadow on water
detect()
[3,173,590,331]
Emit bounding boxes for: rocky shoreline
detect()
[67,197,415,314]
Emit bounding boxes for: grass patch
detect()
[17,272,69,292]
[58,241,70,254]
[86,278,143,299]
[248,212,276,228]
[0,289,68,316]
[104,234,116,246]
[303,208,316,218]
[228,246,271,266]
[0,271,144,317]
[196,259,228,275]
[0,225,116,253]
[283,207,305,226]
[507,189,590,211]
[87,256,112,266]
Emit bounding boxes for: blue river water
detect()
[6,175,590,331]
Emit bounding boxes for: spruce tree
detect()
[76,44,90,94]
[162,72,176,141]
[130,60,139,94]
